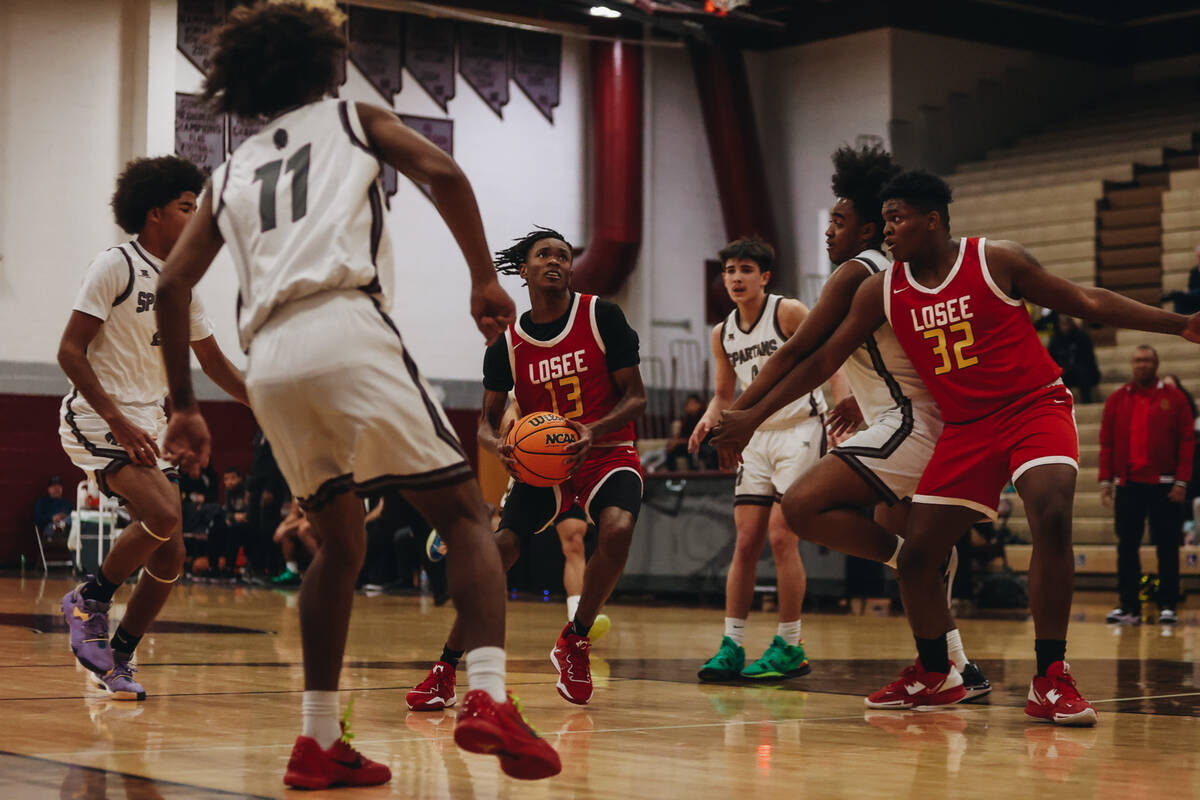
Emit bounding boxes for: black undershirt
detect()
[483,294,640,392]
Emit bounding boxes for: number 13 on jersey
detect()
[543,376,583,418]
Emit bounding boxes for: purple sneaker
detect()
[62,587,113,674]
[96,658,145,701]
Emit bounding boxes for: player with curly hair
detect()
[58,155,248,702]
[707,147,991,700]
[153,1,559,788]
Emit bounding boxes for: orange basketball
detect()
[506,412,579,487]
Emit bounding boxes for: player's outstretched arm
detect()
[730,262,874,412]
[356,102,514,343]
[712,273,886,464]
[688,324,736,453]
[190,335,249,406]
[157,185,225,474]
[991,239,1199,339]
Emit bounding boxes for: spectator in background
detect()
[34,475,73,540]
[179,462,221,536]
[1162,245,1200,315]
[1048,314,1100,403]
[246,429,289,578]
[1100,345,1195,625]
[1164,374,1200,540]
[664,394,716,470]
[205,467,250,581]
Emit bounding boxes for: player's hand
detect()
[470,279,517,345]
[826,396,863,443]
[496,418,521,479]
[107,413,162,467]
[711,408,759,469]
[1184,312,1200,344]
[1100,484,1114,508]
[563,419,594,474]
[687,418,712,454]
[163,406,212,479]
[1168,484,1187,504]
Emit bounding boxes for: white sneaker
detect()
[1159,608,1178,625]
[1105,608,1140,625]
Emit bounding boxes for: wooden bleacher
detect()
[943,82,1200,579]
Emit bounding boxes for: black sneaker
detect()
[960,661,991,701]
[1105,607,1140,625]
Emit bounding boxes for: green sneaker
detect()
[741,635,811,679]
[271,568,301,587]
[698,636,745,682]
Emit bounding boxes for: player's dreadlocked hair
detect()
[831,144,901,246]
[111,156,206,234]
[879,170,953,231]
[493,227,573,276]
[203,1,346,119]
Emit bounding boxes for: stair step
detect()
[1106,186,1165,208]
[1098,225,1162,247]
[1100,206,1160,228]
[1006,545,1200,573]
[1099,265,1163,288]
[1097,245,1162,268]
[1008,517,1113,544]
[1111,286,1165,304]
[1166,154,1200,170]
[1137,171,1171,187]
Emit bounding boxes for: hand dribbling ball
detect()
[506,412,578,487]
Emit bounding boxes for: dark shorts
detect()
[499,445,643,537]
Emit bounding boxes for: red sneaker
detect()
[1025,661,1098,726]
[406,661,457,711]
[550,623,593,705]
[454,689,562,780]
[283,732,391,789]
[864,660,966,710]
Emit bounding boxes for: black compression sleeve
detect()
[594,300,640,371]
[482,337,514,392]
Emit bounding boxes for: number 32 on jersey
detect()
[910,296,979,375]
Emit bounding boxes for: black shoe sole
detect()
[697,668,741,682]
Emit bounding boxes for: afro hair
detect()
[110,156,206,234]
[830,144,901,237]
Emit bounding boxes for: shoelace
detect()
[566,640,591,681]
[339,697,356,746]
[416,666,446,692]
[80,601,110,639]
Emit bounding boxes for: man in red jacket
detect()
[1099,345,1195,624]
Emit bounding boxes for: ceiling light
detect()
[589,6,622,18]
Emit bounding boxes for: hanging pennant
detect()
[512,31,561,123]
[177,0,225,74]
[398,115,454,201]
[458,23,510,118]
[176,93,225,174]
[405,16,456,112]
[348,6,404,102]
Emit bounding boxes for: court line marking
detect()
[0,748,274,799]
[1091,691,1200,703]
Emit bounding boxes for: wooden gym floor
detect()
[1,576,1199,798]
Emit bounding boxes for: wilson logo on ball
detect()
[506,411,578,487]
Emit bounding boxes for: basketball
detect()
[506,412,579,487]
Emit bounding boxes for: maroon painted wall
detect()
[1,394,482,566]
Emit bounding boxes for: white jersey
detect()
[722,293,826,430]
[838,249,935,426]
[67,239,213,408]
[211,99,394,351]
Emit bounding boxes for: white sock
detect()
[777,619,802,646]
[466,646,507,704]
[946,628,968,672]
[724,617,746,647]
[301,690,341,750]
[566,594,581,622]
[884,536,904,569]
[286,561,300,574]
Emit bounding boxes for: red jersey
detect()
[885,237,1062,423]
[506,293,636,445]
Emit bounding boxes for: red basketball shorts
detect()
[914,382,1079,520]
